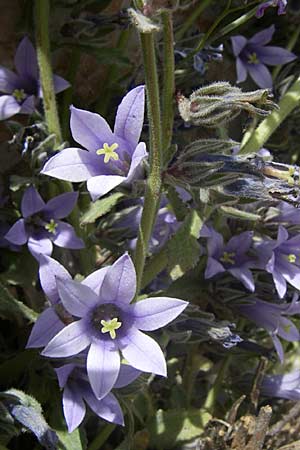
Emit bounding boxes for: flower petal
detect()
[42,319,90,358]
[87,340,120,400]
[272,334,284,363]
[53,75,70,94]
[226,231,253,254]
[14,37,38,81]
[278,317,300,342]
[277,225,289,245]
[21,186,45,218]
[55,363,76,388]
[205,257,225,279]
[52,221,84,249]
[256,46,296,66]
[82,267,109,295]
[63,384,86,433]
[114,85,145,147]
[27,236,53,260]
[83,390,124,426]
[273,268,287,299]
[39,254,72,304]
[0,66,19,93]
[26,307,64,348]
[86,175,126,201]
[56,278,99,317]
[100,253,136,305]
[120,328,167,376]
[236,58,248,83]
[206,228,223,257]
[131,297,188,331]
[5,219,27,245]
[125,142,147,184]
[44,192,78,219]
[249,25,275,46]
[231,35,247,56]
[41,148,101,182]
[114,364,141,388]
[19,95,36,114]
[0,95,21,120]
[70,105,113,151]
[247,63,273,89]
[229,267,255,292]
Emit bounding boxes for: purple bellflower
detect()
[255,226,300,298]
[274,201,300,224]
[41,253,188,400]
[256,0,287,17]
[231,25,296,88]
[41,86,147,201]
[55,363,140,432]
[0,37,69,120]
[5,186,84,260]
[204,228,256,291]
[261,369,300,400]
[237,294,300,362]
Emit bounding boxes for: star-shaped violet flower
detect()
[231,25,296,88]
[204,228,256,291]
[261,369,300,401]
[55,363,141,432]
[41,86,147,201]
[255,226,300,298]
[0,36,69,120]
[41,253,188,400]
[256,0,287,18]
[5,186,84,260]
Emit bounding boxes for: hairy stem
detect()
[34,0,62,147]
[133,32,162,297]
[239,74,300,155]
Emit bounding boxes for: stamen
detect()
[96,143,119,163]
[247,53,259,64]
[288,254,297,263]
[12,88,27,102]
[220,251,235,265]
[45,219,58,234]
[100,317,122,339]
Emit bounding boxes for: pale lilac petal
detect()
[19,95,36,114]
[56,278,99,317]
[52,221,84,249]
[14,37,38,80]
[277,226,289,245]
[266,253,275,272]
[281,262,300,291]
[131,297,188,331]
[0,95,21,120]
[42,319,90,357]
[55,364,76,388]
[21,186,45,218]
[70,106,113,152]
[26,307,64,348]
[120,328,167,377]
[205,257,225,279]
[5,219,27,245]
[125,142,147,184]
[44,192,78,219]
[231,36,247,56]
[82,267,109,295]
[100,253,136,304]
[114,364,141,388]
[87,175,125,201]
[87,340,120,399]
[27,236,53,260]
[39,254,72,304]
[114,85,145,147]
[53,75,70,94]
[272,334,284,363]
[256,46,296,66]
[63,384,86,433]
[273,269,287,299]
[206,229,223,257]
[229,267,255,292]
[0,66,19,92]
[83,391,124,426]
[236,58,248,83]
[247,63,273,89]
[226,231,253,254]
[41,148,101,182]
[249,25,275,46]
[278,317,300,341]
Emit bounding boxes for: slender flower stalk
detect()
[133,31,163,296]
[34,0,62,147]
[239,74,300,155]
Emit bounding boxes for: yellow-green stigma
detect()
[45,219,58,234]
[96,143,119,163]
[248,53,259,64]
[220,251,235,265]
[100,317,122,339]
[12,88,26,102]
[288,253,297,263]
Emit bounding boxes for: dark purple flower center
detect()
[91,303,123,339]
[25,214,57,236]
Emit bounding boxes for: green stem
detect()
[203,355,232,414]
[161,10,175,153]
[175,0,213,41]
[239,74,300,155]
[87,423,116,450]
[133,32,162,297]
[34,0,62,147]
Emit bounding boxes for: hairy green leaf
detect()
[0,282,37,323]
[80,192,124,225]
